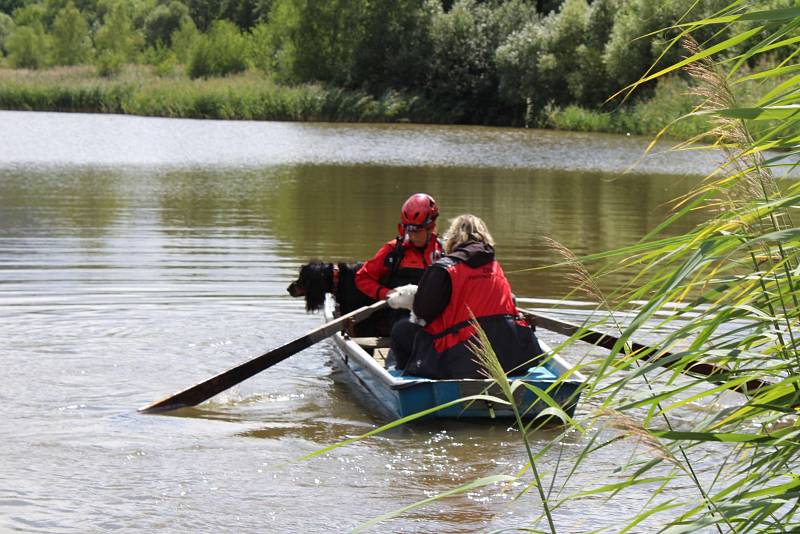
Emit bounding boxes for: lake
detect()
[0,110,725,532]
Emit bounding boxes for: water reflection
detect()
[0,165,704,299]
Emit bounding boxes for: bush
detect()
[186,20,248,79]
[143,1,191,47]
[426,0,535,124]
[265,0,366,85]
[547,104,613,131]
[628,75,708,137]
[51,2,92,66]
[154,53,178,77]
[171,17,199,64]
[0,12,14,55]
[96,51,125,77]
[495,21,547,118]
[9,3,45,27]
[95,2,143,74]
[350,0,434,92]
[6,23,49,69]
[247,21,271,73]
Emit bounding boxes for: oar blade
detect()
[520,308,774,396]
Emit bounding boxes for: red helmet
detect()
[400,193,439,230]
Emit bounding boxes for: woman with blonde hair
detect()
[386,214,542,379]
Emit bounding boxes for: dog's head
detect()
[287,261,332,312]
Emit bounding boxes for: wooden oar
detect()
[520,309,773,395]
[140,300,388,414]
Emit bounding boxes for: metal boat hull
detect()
[324,295,584,421]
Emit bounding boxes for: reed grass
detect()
[0,65,438,122]
[298,3,800,532]
[540,5,800,532]
[0,65,739,137]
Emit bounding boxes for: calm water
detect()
[1,111,726,532]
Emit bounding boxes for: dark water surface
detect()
[1,111,724,532]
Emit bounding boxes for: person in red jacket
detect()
[356,193,444,302]
[387,214,543,379]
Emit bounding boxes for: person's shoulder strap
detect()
[385,235,405,276]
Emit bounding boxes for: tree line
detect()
[0,0,793,126]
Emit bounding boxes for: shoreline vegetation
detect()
[2,0,785,139]
[0,65,711,137]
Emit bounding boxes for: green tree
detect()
[0,12,14,54]
[143,0,190,47]
[573,0,618,106]
[427,0,494,116]
[182,0,227,31]
[266,0,366,85]
[247,20,270,73]
[540,0,589,104]
[497,0,620,122]
[51,2,92,65]
[186,19,247,78]
[6,22,49,68]
[170,15,197,63]
[495,20,548,122]
[96,1,141,56]
[425,0,535,123]
[95,1,142,75]
[0,0,28,15]
[220,0,269,29]
[350,0,434,92]
[602,0,695,94]
[10,3,45,26]
[181,0,270,30]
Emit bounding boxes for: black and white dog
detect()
[287,261,389,336]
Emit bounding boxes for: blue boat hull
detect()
[325,296,584,421]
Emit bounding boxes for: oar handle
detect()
[140,299,388,414]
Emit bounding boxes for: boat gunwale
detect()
[323,294,586,390]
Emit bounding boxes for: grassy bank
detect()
[0,66,443,122]
[0,65,712,137]
[545,76,711,138]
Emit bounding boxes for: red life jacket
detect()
[424,258,520,353]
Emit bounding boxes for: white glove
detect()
[386,284,417,310]
[409,311,426,326]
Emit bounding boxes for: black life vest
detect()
[381,236,443,289]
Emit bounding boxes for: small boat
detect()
[324,294,585,421]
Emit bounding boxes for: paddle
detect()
[140,300,388,414]
[520,309,773,395]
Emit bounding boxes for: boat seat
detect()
[351,337,392,350]
[373,348,391,366]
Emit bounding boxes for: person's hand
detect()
[386,284,417,310]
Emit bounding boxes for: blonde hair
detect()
[442,214,495,254]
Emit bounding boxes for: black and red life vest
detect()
[424,257,521,351]
[381,236,444,289]
[403,255,541,379]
